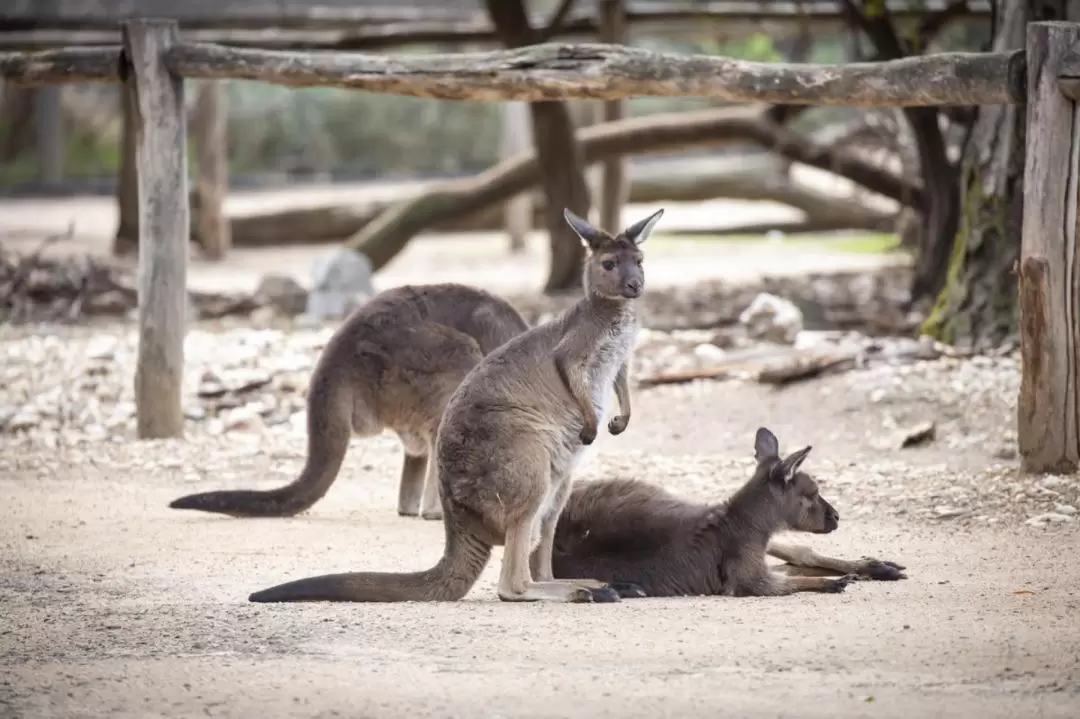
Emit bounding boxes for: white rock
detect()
[6,408,40,432]
[932,505,967,519]
[1053,504,1077,516]
[306,249,375,320]
[737,292,804,344]
[222,406,264,433]
[692,343,726,364]
[86,335,119,361]
[1025,512,1074,526]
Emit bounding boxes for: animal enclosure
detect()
[0,18,1076,474]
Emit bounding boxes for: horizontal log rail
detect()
[1,40,1025,108]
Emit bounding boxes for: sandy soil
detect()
[3,401,1079,719]
[2,190,1079,718]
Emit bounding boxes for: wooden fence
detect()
[0,19,1076,476]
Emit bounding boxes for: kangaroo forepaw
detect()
[857,558,907,581]
[607,415,629,435]
[580,424,597,445]
[607,582,647,599]
[825,574,858,593]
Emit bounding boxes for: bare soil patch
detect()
[2,194,1078,718]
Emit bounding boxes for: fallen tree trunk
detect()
[217,158,896,247]
[342,105,919,272]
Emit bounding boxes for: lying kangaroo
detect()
[169,283,529,521]
[247,207,665,605]
[552,426,906,597]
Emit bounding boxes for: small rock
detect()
[222,406,264,433]
[692,343,726,364]
[1053,503,1077,516]
[254,274,308,317]
[898,420,936,449]
[5,408,40,432]
[306,249,375,320]
[932,505,967,519]
[86,335,119,361]
[993,444,1017,460]
[1025,512,1074,527]
[738,292,804,344]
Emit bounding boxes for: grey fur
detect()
[168,283,529,521]
[552,426,907,597]
[247,208,664,604]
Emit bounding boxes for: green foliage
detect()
[654,232,903,256]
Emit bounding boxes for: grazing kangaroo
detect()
[551,427,906,597]
[247,207,665,605]
[168,283,529,521]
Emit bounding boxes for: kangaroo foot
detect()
[420,508,443,521]
[607,582,647,599]
[856,557,907,581]
[497,580,623,604]
[823,574,858,593]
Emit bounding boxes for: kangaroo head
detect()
[563,208,664,300]
[752,427,839,534]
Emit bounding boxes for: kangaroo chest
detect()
[587,321,637,421]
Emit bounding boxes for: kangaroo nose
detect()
[624,280,642,295]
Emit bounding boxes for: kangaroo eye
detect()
[602,260,616,271]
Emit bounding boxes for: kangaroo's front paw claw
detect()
[580,426,597,445]
[826,574,858,593]
[608,415,629,435]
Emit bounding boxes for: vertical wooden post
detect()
[500,100,532,254]
[1018,21,1080,474]
[191,80,230,260]
[123,19,189,440]
[34,87,64,187]
[113,80,139,255]
[598,0,628,231]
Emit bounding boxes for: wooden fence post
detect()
[1018,21,1080,474]
[122,19,189,440]
[598,0,628,231]
[191,79,230,259]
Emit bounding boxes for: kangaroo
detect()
[550,427,906,597]
[246,207,665,605]
[168,283,529,521]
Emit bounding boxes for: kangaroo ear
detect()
[623,208,664,246]
[753,427,780,462]
[564,208,606,250]
[772,445,812,484]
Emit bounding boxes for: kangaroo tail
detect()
[248,520,492,603]
[169,368,354,518]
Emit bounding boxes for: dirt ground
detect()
[2,192,1080,718]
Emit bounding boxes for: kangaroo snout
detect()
[622,280,642,298]
[822,503,840,533]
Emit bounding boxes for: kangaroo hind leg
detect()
[396,453,428,517]
[495,461,619,603]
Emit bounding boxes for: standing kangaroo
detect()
[168,283,529,521]
[551,427,906,597]
[247,207,665,605]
